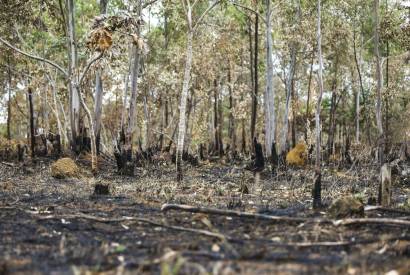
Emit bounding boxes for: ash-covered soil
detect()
[0,158,409,274]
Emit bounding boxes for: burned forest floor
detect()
[0,156,409,275]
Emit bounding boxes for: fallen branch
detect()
[1,161,16,167]
[334,218,410,227]
[161,203,323,223]
[364,205,410,216]
[162,204,410,228]
[37,212,227,241]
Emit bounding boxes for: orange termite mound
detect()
[286,143,307,166]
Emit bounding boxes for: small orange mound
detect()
[286,143,307,166]
[51,158,80,179]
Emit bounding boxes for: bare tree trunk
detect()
[313,0,324,209]
[250,13,259,144]
[304,53,314,143]
[217,82,224,156]
[326,56,339,159]
[228,65,236,156]
[176,29,193,181]
[264,0,276,160]
[7,57,12,141]
[280,45,297,154]
[213,79,219,154]
[374,0,384,165]
[42,84,50,136]
[374,0,386,205]
[143,90,151,150]
[248,20,254,141]
[352,27,360,144]
[50,81,65,147]
[280,0,300,154]
[93,0,108,155]
[175,0,219,180]
[384,27,390,149]
[94,70,103,154]
[120,45,132,134]
[78,88,98,174]
[28,88,35,159]
[67,0,80,151]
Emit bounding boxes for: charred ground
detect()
[0,157,409,274]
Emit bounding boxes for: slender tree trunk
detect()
[313,0,324,209]
[94,70,103,154]
[327,56,339,158]
[28,88,35,158]
[248,20,254,141]
[228,65,236,156]
[7,58,12,141]
[143,90,151,150]
[374,0,384,165]
[94,0,108,154]
[218,83,223,156]
[305,53,314,143]
[213,79,219,154]
[120,45,132,134]
[67,0,80,151]
[250,13,259,143]
[51,81,65,148]
[42,84,49,136]
[78,88,98,174]
[280,45,297,154]
[176,29,193,181]
[384,34,389,148]
[353,25,371,144]
[280,0,300,154]
[264,0,276,159]
[291,76,297,148]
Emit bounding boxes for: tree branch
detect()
[79,52,104,85]
[193,0,221,32]
[0,36,68,77]
[142,0,160,9]
[228,1,267,24]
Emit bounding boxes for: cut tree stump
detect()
[379,163,392,207]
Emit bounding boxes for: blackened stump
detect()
[253,137,264,172]
[93,184,110,195]
[312,171,322,209]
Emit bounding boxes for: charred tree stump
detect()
[312,171,322,209]
[93,183,110,195]
[17,144,24,162]
[199,143,205,160]
[270,142,278,174]
[115,148,134,176]
[54,134,62,157]
[378,164,392,207]
[28,88,35,159]
[254,137,265,171]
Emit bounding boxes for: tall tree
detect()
[264,0,276,161]
[176,0,220,181]
[374,0,384,165]
[94,0,109,154]
[313,0,324,209]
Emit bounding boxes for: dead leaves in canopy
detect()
[131,34,144,50]
[87,27,113,52]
